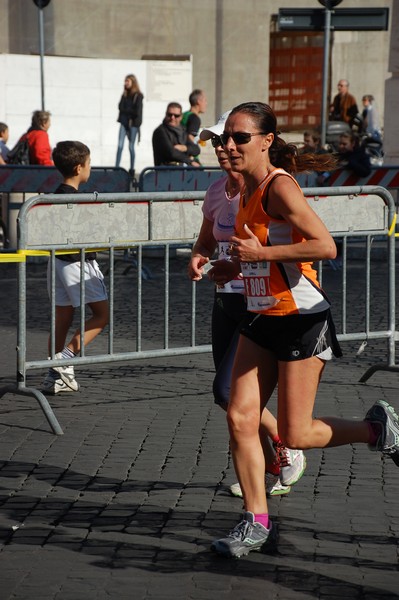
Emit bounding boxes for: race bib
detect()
[216,242,245,294]
[241,261,279,311]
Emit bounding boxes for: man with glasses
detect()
[152,102,201,166]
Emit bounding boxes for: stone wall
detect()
[0,0,395,164]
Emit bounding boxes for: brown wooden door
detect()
[269,31,324,131]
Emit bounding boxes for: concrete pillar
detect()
[383,0,399,165]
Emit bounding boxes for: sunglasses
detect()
[220,132,266,145]
[211,135,223,148]
[167,112,182,118]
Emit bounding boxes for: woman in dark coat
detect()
[115,74,143,175]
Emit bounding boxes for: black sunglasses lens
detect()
[233,133,251,144]
[221,132,251,145]
[211,136,222,148]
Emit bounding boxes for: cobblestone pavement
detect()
[0,254,398,599]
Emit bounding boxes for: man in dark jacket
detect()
[329,79,359,127]
[152,103,201,166]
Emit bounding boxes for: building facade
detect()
[0,0,395,165]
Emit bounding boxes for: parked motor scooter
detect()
[360,134,384,166]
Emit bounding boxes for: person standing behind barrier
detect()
[361,95,382,142]
[0,122,10,247]
[115,74,143,178]
[0,122,10,165]
[42,141,109,395]
[209,102,399,559]
[188,110,306,499]
[152,102,201,167]
[334,131,370,269]
[301,130,330,186]
[182,89,207,164]
[18,110,53,165]
[182,89,207,144]
[337,132,371,177]
[329,79,359,128]
[302,130,324,154]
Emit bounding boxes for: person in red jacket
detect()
[22,110,54,165]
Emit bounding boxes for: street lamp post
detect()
[32,0,51,111]
[318,0,343,146]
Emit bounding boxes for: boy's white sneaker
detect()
[42,372,75,395]
[51,352,79,391]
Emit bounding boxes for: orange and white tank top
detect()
[235,168,330,316]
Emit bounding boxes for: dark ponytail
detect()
[230,102,338,174]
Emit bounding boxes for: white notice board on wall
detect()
[146,61,192,103]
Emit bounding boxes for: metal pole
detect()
[38,7,45,110]
[320,7,331,147]
[215,0,223,120]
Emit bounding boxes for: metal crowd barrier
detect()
[302,185,397,386]
[0,165,131,194]
[296,165,399,192]
[138,165,225,192]
[0,165,131,248]
[328,166,399,190]
[297,167,399,233]
[0,186,397,435]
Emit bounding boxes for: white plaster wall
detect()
[0,54,193,174]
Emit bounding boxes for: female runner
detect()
[209,102,399,558]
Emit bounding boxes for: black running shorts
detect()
[239,309,342,362]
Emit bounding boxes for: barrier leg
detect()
[359,363,399,383]
[0,384,64,435]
